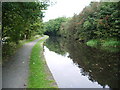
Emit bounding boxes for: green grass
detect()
[101,40,120,52]
[28,36,57,88]
[87,39,120,47]
[86,39,100,47]
[86,39,120,52]
[102,40,120,47]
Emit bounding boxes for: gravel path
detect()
[3,37,45,88]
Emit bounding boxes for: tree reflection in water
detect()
[44,37,120,88]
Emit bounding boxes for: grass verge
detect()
[86,39,100,47]
[28,36,58,88]
[101,40,120,47]
[86,39,120,52]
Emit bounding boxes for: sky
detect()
[43,0,100,22]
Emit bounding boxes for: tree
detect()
[44,17,68,36]
[2,2,48,44]
[59,2,120,42]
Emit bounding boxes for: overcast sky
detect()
[43,0,100,22]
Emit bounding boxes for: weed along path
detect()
[3,36,46,88]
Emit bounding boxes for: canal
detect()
[43,37,119,88]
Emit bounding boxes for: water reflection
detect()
[44,37,120,88]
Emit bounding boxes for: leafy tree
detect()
[44,17,68,36]
[2,2,48,44]
[59,2,120,42]
[2,2,49,60]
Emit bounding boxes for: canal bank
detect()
[28,36,58,88]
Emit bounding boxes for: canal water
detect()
[43,37,119,88]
